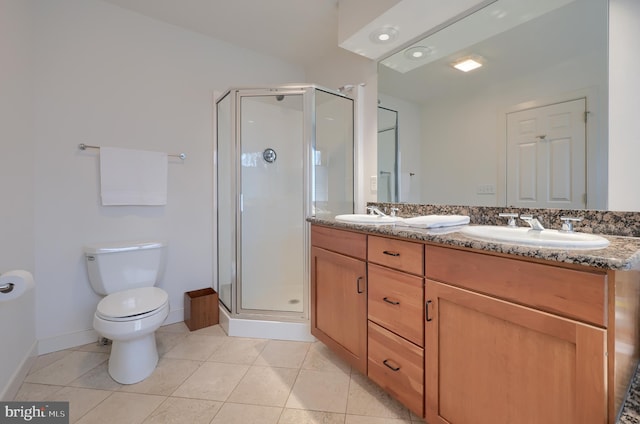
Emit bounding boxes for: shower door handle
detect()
[356,276,365,294]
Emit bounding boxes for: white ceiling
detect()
[99,0,601,107]
[101,0,342,68]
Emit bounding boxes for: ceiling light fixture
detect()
[369,27,399,44]
[452,56,483,72]
[404,46,432,61]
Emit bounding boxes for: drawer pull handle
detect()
[383,359,401,372]
[383,297,400,305]
[356,276,365,294]
[383,250,400,257]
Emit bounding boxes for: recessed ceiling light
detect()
[404,46,432,60]
[369,27,399,44]
[452,56,483,72]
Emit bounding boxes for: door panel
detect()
[239,93,304,314]
[425,280,607,424]
[311,246,367,373]
[507,98,586,209]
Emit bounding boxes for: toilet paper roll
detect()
[0,270,34,303]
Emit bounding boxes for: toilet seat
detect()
[96,287,168,322]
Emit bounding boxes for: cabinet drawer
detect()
[368,321,424,417]
[425,245,607,327]
[368,264,424,346]
[311,225,366,260]
[368,235,424,275]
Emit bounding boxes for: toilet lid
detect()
[97,287,168,319]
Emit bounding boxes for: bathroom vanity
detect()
[309,213,640,424]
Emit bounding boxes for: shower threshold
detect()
[218,305,315,342]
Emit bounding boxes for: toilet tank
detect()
[84,241,167,296]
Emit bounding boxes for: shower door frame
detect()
[233,86,314,321]
[377,106,399,203]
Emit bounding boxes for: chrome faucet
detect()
[498,213,519,228]
[520,215,545,231]
[367,206,388,217]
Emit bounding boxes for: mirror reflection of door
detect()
[506,98,587,209]
[378,106,399,203]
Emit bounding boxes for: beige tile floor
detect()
[14,322,426,424]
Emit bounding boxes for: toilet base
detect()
[108,333,159,384]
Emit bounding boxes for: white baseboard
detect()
[1,341,37,401]
[37,329,99,355]
[164,308,184,326]
[37,308,186,355]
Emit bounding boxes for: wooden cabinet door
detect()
[425,280,607,424]
[311,246,367,374]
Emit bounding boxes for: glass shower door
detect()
[377,107,398,203]
[238,93,305,315]
[314,89,354,217]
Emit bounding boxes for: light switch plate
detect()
[476,184,495,194]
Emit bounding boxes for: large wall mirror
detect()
[378,0,608,210]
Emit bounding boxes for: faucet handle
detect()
[366,206,375,215]
[560,216,583,232]
[390,207,399,217]
[498,213,518,227]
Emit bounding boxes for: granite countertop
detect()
[309,217,640,271]
[620,364,640,423]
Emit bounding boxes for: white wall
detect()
[608,0,640,211]
[0,0,35,272]
[31,0,305,353]
[0,0,37,400]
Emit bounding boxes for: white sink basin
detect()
[460,225,610,250]
[334,214,403,225]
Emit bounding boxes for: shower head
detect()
[276,95,284,101]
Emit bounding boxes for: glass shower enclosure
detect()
[216,85,354,339]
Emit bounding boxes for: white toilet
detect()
[84,240,169,384]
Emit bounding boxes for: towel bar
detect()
[78,143,186,160]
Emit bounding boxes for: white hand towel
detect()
[100,146,168,206]
[402,215,470,228]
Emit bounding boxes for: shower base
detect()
[218,305,315,342]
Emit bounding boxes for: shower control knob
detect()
[263,148,277,163]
